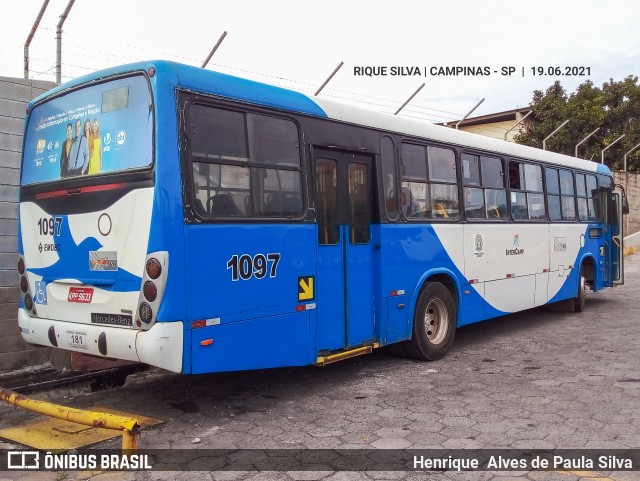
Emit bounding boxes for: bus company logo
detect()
[89,251,118,271]
[36,139,46,153]
[506,234,524,256]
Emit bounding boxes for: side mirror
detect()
[622,195,630,215]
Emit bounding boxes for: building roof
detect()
[442,107,535,128]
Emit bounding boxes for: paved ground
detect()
[1,254,639,481]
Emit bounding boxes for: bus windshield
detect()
[21,74,152,186]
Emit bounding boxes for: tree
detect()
[514,76,640,172]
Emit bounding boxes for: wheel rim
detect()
[424,298,449,345]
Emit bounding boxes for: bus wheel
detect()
[573,270,587,312]
[406,282,456,361]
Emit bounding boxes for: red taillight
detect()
[143,281,157,302]
[20,276,28,293]
[18,258,25,275]
[146,258,162,279]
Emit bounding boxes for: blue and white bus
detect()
[17,61,626,374]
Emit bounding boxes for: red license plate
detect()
[68,287,94,303]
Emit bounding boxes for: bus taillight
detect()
[143,281,157,302]
[146,258,162,279]
[18,258,25,275]
[139,302,153,324]
[24,294,33,311]
[135,252,168,330]
[20,276,28,293]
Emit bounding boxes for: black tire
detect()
[573,270,586,312]
[404,282,456,361]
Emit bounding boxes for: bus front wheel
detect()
[406,282,456,361]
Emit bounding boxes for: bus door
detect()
[608,191,624,285]
[313,148,375,352]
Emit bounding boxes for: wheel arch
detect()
[410,268,461,331]
[577,253,597,289]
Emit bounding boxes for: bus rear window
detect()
[21,75,152,185]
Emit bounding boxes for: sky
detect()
[1,0,639,125]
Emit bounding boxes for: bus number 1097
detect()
[226,253,281,281]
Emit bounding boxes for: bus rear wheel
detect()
[405,282,456,361]
[573,270,587,312]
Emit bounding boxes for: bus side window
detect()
[381,137,398,221]
[509,161,544,221]
[316,157,339,244]
[187,104,303,220]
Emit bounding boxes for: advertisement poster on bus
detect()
[21,75,152,185]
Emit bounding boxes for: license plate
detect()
[68,287,94,303]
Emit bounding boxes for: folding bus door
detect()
[313,147,376,353]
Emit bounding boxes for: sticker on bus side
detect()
[89,251,118,271]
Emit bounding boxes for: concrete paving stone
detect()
[374,427,413,438]
[486,474,529,479]
[363,471,407,480]
[526,473,580,481]
[376,408,412,420]
[441,438,484,449]
[284,471,333,481]
[438,426,481,441]
[509,440,555,449]
[242,471,293,481]
[583,440,633,449]
[439,417,478,428]
[370,437,412,449]
[208,472,252,481]
[526,413,565,424]
[248,425,284,437]
[472,422,513,434]
[0,473,59,481]
[82,472,138,481]
[406,420,445,433]
[404,431,448,446]
[540,433,589,448]
[307,427,348,439]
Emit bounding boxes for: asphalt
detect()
[1,254,639,481]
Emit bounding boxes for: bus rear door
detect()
[313,148,376,353]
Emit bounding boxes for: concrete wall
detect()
[0,76,61,371]
[613,171,640,237]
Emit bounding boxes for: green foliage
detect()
[514,76,640,171]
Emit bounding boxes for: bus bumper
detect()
[17,309,183,373]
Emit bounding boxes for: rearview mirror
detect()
[622,195,630,215]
